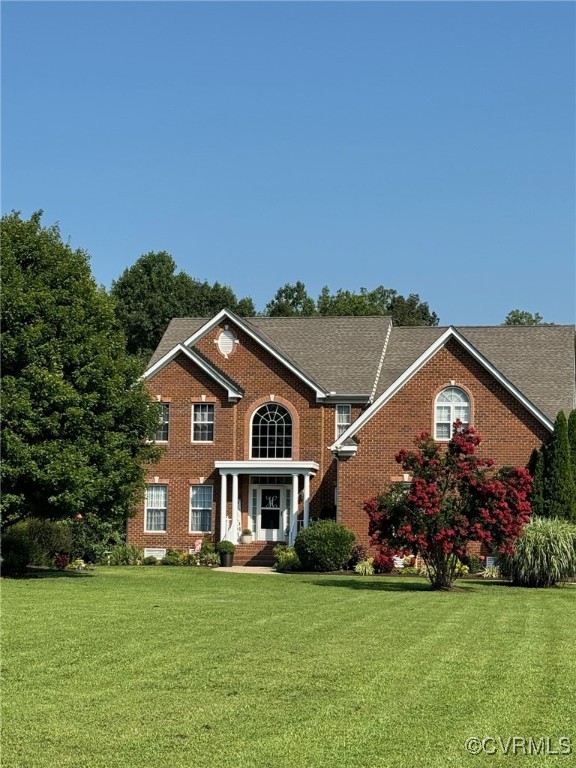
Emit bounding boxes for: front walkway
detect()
[214,565,279,575]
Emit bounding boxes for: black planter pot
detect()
[220,552,234,567]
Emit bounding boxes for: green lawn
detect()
[2,569,575,768]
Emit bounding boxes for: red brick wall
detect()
[128,329,549,553]
[337,338,550,542]
[128,320,347,549]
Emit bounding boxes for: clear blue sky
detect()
[2,1,575,325]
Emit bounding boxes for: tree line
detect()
[110,256,441,360]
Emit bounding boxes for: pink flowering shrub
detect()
[364,421,532,589]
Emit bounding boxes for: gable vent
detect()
[217,329,236,357]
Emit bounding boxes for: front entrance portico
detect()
[215,460,318,545]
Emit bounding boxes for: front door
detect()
[257,487,285,542]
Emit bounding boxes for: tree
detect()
[568,409,576,481]
[111,253,255,360]
[528,447,545,517]
[387,293,439,327]
[111,251,185,360]
[264,281,316,317]
[503,309,548,326]
[543,411,576,520]
[364,423,532,589]
[1,211,161,532]
[316,285,439,325]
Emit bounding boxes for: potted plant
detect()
[216,540,236,567]
[241,528,252,544]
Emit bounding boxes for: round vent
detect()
[217,328,236,357]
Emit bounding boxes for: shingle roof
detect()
[375,325,576,421]
[148,315,392,395]
[148,315,575,421]
[245,316,392,394]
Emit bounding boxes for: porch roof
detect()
[215,460,319,476]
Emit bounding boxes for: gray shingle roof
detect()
[375,325,576,421]
[148,315,575,422]
[148,315,392,395]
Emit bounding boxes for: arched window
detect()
[251,404,293,459]
[435,387,470,440]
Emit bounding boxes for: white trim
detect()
[434,386,470,441]
[335,403,352,440]
[181,309,327,399]
[189,484,213,534]
[144,484,168,533]
[191,403,215,443]
[330,326,554,451]
[216,460,319,475]
[144,344,243,401]
[369,320,393,403]
[250,402,293,460]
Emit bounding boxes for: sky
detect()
[2,1,575,325]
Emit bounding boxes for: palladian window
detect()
[434,387,470,440]
[251,404,293,459]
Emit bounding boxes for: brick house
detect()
[127,310,575,565]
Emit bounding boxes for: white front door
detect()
[257,487,287,542]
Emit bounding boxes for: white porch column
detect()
[231,472,239,542]
[303,473,310,528]
[219,473,228,541]
[290,473,299,545]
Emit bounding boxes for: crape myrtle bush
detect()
[499,517,576,587]
[365,422,532,589]
[1,518,72,574]
[294,520,355,572]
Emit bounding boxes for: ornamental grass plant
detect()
[499,517,576,587]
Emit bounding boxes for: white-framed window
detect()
[335,404,352,438]
[434,387,470,440]
[145,484,167,532]
[144,548,166,560]
[192,404,215,442]
[190,485,213,532]
[155,403,170,442]
[251,403,292,459]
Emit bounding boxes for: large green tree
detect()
[316,285,439,325]
[264,281,316,317]
[1,212,161,531]
[568,409,576,484]
[543,411,576,521]
[111,252,255,360]
[503,309,549,326]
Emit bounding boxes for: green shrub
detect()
[402,566,418,576]
[200,539,215,556]
[1,518,72,574]
[216,540,236,554]
[499,517,576,587]
[481,565,501,579]
[142,555,160,565]
[201,550,220,567]
[161,548,183,566]
[108,544,143,566]
[355,558,375,576]
[348,544,368,570]
[65,513,124,563]
[465,556,483,574]
[273,545,301,572]
[294,520,355,572]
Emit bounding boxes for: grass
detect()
[2,568,575,768]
